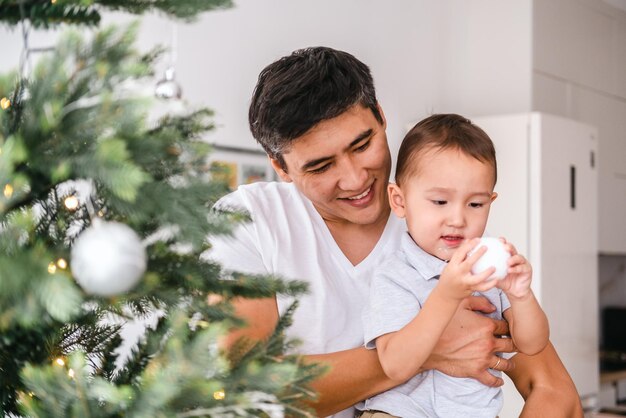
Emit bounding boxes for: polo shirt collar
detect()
[400,232,447,280]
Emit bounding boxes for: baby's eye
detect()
[469,202,484,208]
[432,200,447,206]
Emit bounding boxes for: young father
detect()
[209,47,582,418]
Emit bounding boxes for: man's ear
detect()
[269,157,292,183]
[388,183,406,218]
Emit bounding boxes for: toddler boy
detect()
[360,114,549,418]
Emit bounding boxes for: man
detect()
[210,47,582,418]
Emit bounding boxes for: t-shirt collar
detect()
[400,232,447,280]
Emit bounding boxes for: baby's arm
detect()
[375,239,497,382]
[498,242,549,355]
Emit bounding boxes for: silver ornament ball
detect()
[71,220,147,296]
[155,67,182,100]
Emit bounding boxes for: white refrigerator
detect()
[472,112,599,416]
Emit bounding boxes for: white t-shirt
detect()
[207,181,405,418]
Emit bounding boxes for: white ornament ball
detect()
[71,220,147,296]
[469,237,511,280]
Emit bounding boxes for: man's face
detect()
[388,147,497,261]
[271,105,392,228]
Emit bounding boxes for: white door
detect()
[535,113,599,400]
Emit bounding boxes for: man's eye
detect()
[469,202,484,208]
[310,164,331,174]
[432,200,447,206]
[354,140,371,152]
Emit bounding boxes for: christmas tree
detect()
[0,1,319,416]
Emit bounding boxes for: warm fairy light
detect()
[3,184,13,198]
[97,210,104,217]
[64,195,79,210]
[213,390,226,400]
[51,0,57,3]
[0,97,10,110]
[56,258,68,269]
[207,294,223,306]
[68,368,75,378]
[55,358,65,366]
[48,262,57,274]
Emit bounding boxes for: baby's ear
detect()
[388,183,406,218]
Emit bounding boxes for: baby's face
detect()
[389,147,497,261]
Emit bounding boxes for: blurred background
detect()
[2,0,626,416]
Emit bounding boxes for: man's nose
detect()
[337,157,367,191]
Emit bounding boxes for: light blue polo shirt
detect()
[361,232,510,418]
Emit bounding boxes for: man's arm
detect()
[506,342,583,418]
[305,347,396,416]
[223,295,519,416]
[222,296,398,417]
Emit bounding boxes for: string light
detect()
[67,368,75,378]
[55,358,65,367]
[64,195,79,210]
[0,97,10,110]
[3,184,13,198]
[207,294,223,306]
[48,262,57,274]
[213,390,226,400]
[56,258,68,269]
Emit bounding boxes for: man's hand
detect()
[423,295,516,387]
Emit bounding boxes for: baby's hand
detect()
[438,238,499,301]
[496,239,533,300]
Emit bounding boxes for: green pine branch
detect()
[227,302,324,418]
[0,9,323,416]
[0,0,233,29]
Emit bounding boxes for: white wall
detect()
[438,0,533,116]
[137,0,447,168]
[533,0,626,254]
[5,3,624,247]
[0,25,64,74]
[0,0,535,173]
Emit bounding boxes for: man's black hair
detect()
[248,46,382,170]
